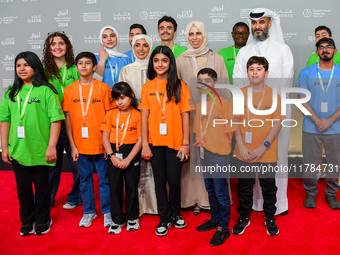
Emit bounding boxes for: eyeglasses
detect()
[47,31,66,36]
[233,32,249,37]
[317,45,334,51]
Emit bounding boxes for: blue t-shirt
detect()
[95,54,131,88]
[296,63,340,134]
[124,49,135,63]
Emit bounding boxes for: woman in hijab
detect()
[119,35,158,216]
[176,21,232,215]
[94,26,131,88]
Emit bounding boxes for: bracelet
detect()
[107,153,115,159]
[181,143,189,146]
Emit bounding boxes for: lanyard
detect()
[131,52,135,62]
[107,56,118,84]
[61,66,67,94]
[171,44,176,54]
[17,86,34,126]
[247,86,266,130]
[78,80,94,126]
[115,110,132,151]
[197,102,214,145]
[317,63,335,101]
[232,46,236,60]
[154,78,167,122]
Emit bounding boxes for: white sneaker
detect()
[108,222,126,235]
[104,212,113,227]
[79,213,97,227]
[63,203,77,210]
[127,219,140,231]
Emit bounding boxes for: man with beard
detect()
[296,38,340,210]
[233,8,294,216]
[218,22,250,84]
[152,15,186,59]
[124,24,147,62]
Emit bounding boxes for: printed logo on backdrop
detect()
[27,15,41,24]
[303,9,331,18]
[0,0,13,3]
[22,0,39,2]
[119,35,129,44]
[86,0,96,4]
[283,32,297,41]
[208,5,227,23]
[55,9,71,28]
[2,54,15,72]
[113,12,131,21]
[274,9,293,18]
[177,10,193,20]
[83,12,101,22]
[27,32,44,50]
[176,30,187,48]
[150,33,161,44]
[3,79,14,89]
[139,11,166,20]
[1,37,15,46]
[0,16,18,25]
[208,32,228,42]
[84,35,100,44]
[240,9,252,19]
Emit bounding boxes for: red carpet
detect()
[0,170,339,255]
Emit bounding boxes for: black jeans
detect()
[12,160,51,224]
[236,159,277,218]
[150,145,182,223]
[107,144,140,224]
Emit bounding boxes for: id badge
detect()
[200,146,204,159]
[81,127,89,138]
[17,126,25,138]
[160,123,167,135]
[245,131,252,144]
[115,153,123,160]
[321,102,328,113]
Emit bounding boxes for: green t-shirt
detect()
[47,64,80,102]
[218,46,239,85]
[0,85,65,166]
[152,43,187,59]
[306,51,340,67]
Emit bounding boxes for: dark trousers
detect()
[236,159,277,218]
[108,144,140,224]
[150,145,182,223]
[12,160,51,224]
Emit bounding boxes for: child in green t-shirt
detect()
[0,51,65,236]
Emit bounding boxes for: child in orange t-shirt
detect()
[63,52,115,228]
[232,56,285,237]
[193,68,236,246]
[138,46,190,237]
[101,82,142,234]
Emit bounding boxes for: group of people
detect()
[1,7,340,247]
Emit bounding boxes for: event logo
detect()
[3,79,14,89]
[208,4,227,23]
[274,9,293,18]
[83,12,101,22]
[150,33,161,43]
[27,15,41,24]
[86,0,96,4]
[177,10,193,19]
[0,0,13,2]
[303,9,312,18]
[2,54,15,72]
[140,11,148,20]
[113,12,131,21]
[240,9,252,19]
[27,32,43,50]
[84,35,100,44]
[140,11,166,20]
[1,37,15,46]
[208,32,228,42]
[55,9,71,27]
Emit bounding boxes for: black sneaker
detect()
[155,222,172,236]
[304,195,316,209]
[325,196,340,210]
[35,219,52,235]
[264,217,279,236]
[232,217,250,235]
[171,216,186,229]
[196,219,218,232]
[20,222,36,236]
[209,227,230,246]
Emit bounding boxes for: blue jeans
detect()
[200,148,231,230]
[78,154,110,214]
[49,123,81,207]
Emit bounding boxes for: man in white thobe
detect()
[233,7,294,215]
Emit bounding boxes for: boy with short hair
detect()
[232,56,285,236]
[194,68,236,246]
[63,52,115,228]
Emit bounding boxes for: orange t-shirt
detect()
[62,79,115,155]
[233,86,285,163]
[194,98,236,155]
[100,108,141,144]
[138,79,191,151]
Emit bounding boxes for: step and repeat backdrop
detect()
[0,0,339,153]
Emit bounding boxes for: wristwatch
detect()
[106,153,115,160]
[263,140,271,148]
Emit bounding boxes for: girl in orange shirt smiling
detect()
[139,46,191,236]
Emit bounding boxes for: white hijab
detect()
[182,21,210,57]
[99,26,128,58]
[129,34,153,70]
[247,7,285,45]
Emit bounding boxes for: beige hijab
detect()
[182,21,209,57]
[129,34,153,70]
